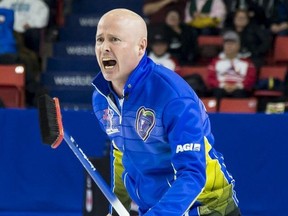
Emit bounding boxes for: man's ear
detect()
[138,37,147,56]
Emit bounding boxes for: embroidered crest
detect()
[136,106,156,141]
[103,107,119,134]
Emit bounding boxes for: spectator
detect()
[268,0,288,36]
[0,6,43,107]
[227,9,272,70]
[142,0,187,25]
[0,0,50,107]
[185,0,227,35]
[0,8,18,63]
[148,30,179,71]
[164,9,199,65]
[224,0,268,28]
[0,0,49,54]
[207,30,256,106]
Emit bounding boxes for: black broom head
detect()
[37,94,64,148]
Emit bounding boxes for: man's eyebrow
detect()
[96,33,119,39]
[96,33,103,38]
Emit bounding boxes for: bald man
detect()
[92,8,241,216]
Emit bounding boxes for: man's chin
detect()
[102,71,114,81]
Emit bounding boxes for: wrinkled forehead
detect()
[96,24,130,42]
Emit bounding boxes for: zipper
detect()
[118,97,125,151]
[107,96,121,117]
[93,85,121,118]
[119,97,124,124]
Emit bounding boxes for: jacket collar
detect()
[92,53,152,97]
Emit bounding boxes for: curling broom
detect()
[37,94,129,216]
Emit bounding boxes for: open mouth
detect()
[102,58,117,69]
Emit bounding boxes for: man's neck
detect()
[111,81,125,98]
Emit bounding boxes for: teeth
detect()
[102,57,116,69]
[104,65,114,69]
[103,58,112,61]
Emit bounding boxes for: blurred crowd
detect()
[0,0,69,107]
[0,0,288,111]
[144,0,287,69]
[143,0,288,112]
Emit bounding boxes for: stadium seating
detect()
[197,35,223,64]
[179,66,209,85]
[43,0,107,110]
[201,97,217,113]
[71,0,143,15]
[219,97,258,113]
[41,70,98,109]
[273,36,288,64]
[254,65,287,97]
[58,27,97,42]
[0,64,25,108]
[46,56,99,72]
[197,35,223,46]
[53,42,95,58]
[64,14,100,29]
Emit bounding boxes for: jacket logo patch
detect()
[176,143,201,153]
[103,107,119,134]
[136,106,155,141]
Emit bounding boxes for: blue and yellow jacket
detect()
[92,54,239,216]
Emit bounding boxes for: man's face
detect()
[95,16,143,85]
[223,41,240,58]
[151,42,169,57]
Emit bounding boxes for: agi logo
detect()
[176,143,201,153]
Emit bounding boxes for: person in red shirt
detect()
[207,30,256,106]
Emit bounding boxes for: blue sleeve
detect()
[0,8,14,25]
[144,97,207,216]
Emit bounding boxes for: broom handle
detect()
[63,131,130,216]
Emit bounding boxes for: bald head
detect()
[95,9,148,94]
[98,8,147,40]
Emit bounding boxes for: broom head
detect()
[37,94,64,148]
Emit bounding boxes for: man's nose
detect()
[102,40,110,52]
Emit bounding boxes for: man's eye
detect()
[112,37,120,42]
[96,38,104,43]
